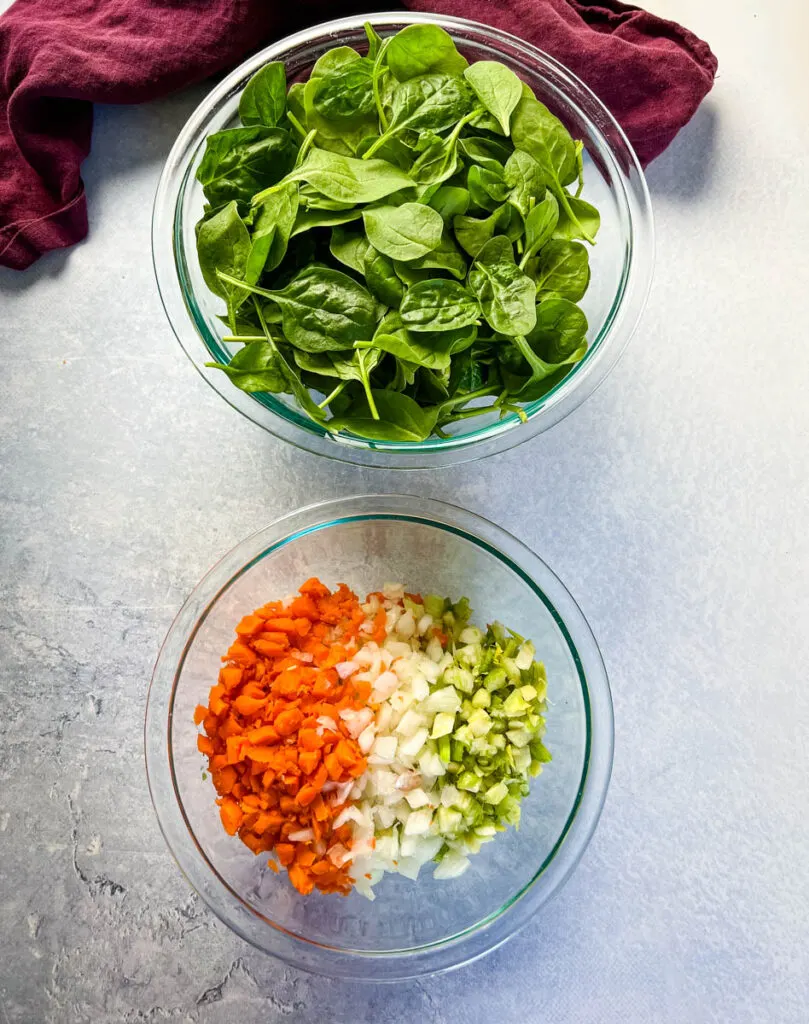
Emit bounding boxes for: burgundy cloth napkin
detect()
[0,0,717,270]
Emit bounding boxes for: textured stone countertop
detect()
[1,1,808,1021]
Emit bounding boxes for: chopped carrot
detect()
[235,614,265,636]
[196,577,373,897]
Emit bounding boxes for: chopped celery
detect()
[437,734,452,762]
[503,691,529,716]
[483,781,509,805]
[431,712,455,739]
[424,594,448,619]
[471,688,491,708]
[457,771,481,793]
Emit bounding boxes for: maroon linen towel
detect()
[0,0,717,270]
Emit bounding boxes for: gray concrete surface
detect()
[1,1,808,1021]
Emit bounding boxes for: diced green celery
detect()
[529,739,552,763]
[454,790,473,812]
[479,647,495,674]
[437,806,463,834]
[431,712,455,739]
[483,781,509,805]
[451,739,464,762]
[503,691,529,716]
[471,688,491,708]
[529,760,544,777]
[452,597,472,628]
[459,626,483,645]
[502,657,521,683]
[506,728,531,748]
[484,667,507,691]
[526,712,540,730]
[520,684,538,702]
[458,648,482,673]
[467,708,491,737]
[437,734,452,763]
[512,746,531,772]
[457,771,481,793]
[460,699,475,719]
[454,724,473,747]
[491,733,507,751]
[515,641,535,671]
[497,796,521,827]
[424,594,447,619]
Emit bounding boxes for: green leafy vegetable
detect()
[194,21,600,441]
[362,202,444,261]
[239,62,287,127]
[463,62,522,135]
[386,24,467,81]
[468,236,537,336]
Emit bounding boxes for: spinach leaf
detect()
[363,74,473,158]
[329,225,370,273]
[290,207,361,237]
[313,58,376,120]
[302,76,376,157]
[363,246,405,307]
[400,279,480,332]
[328,390,438,441]
[524,296,588,361]
[268,266,378,351]
[394,231,467,280]
[264,148,414,205]
[196,127,296,209]
[531,240,590,300]
[468,164,509,212]
[207,340,287,392]
[196,201,251,325]
[463,61,522,135]
[370,313,452,370]
[411,134,462,185]
[511,87,596,243]
[458,136,513,171]
[239,62,286,128]
[553,194,601,243]
[429,185,470,223]
[362,202,444,261]
[453,204,511,258]
[386,24,467,81]
[365,22,384,62]
[504,150,545,216]
[246,183,299,281]
[468,236,537,336]
[519,190,560,266]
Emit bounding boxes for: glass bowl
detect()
[152,12,653,469]
[145,495,613,979]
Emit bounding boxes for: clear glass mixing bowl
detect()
[152,12,653,469]
[145,495,613,979]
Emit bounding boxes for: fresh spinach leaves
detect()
[195,21,600,440]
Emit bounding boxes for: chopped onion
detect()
[335,660,359,680]
[288,828,314,842]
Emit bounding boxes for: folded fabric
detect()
[0,0,717,270]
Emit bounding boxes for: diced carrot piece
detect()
[274,707,303,736]
[233,694,268,716]
[296,785,318,807]
[246,746,279,764]
[226,736,247,765]
[253,640,288,658]
[212,766,237,795]
[235,615,265,636]
[194,704,207,725]
[226,642,257,667]
[219,666,243,691]
[295,847,316,868]
[247,724,279,745]
[197,734,215,756]
[267,859,279,873]
[323,750,343,781]
[298,750,320,775]
[287,863,315,895]
[275,843,295,866]
[298,728,323,752]
[219,798,243,836]
[299,577,330,598]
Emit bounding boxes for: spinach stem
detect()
[437,384,500,413]
[286,111,307,141]
[318,381,347,409]
[222,334,265,343]
[372,41,391,130]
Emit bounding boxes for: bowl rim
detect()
[151,11,654,469]
[144,495,614,980]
